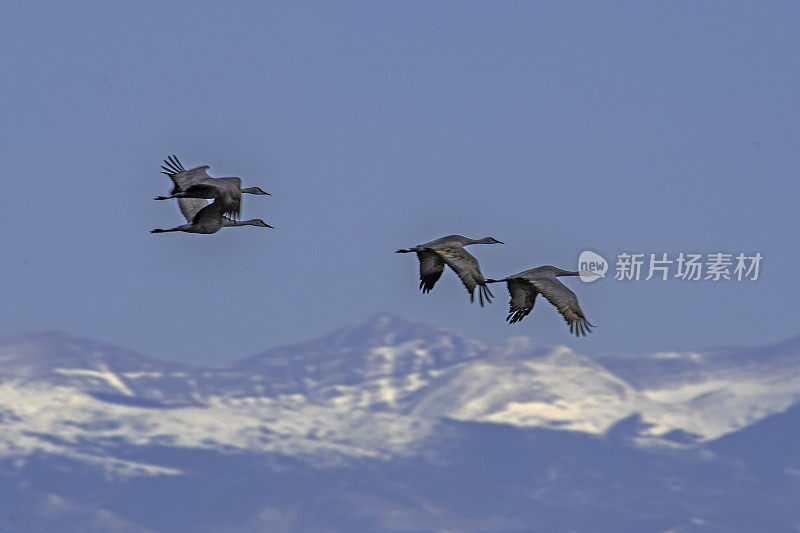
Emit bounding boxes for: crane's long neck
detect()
[224,219,262,227]
[466,237,500,245]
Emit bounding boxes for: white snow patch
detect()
[54,365,134,396]
[123,372,163,379]
[0,380,434,476]
[651,351,703,361]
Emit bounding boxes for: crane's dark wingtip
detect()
[569,320,594,337]
[506,311,522,324]
[163,154,186,174]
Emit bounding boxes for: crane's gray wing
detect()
[190,198,226,225]
[161,156,213,193]
[506,279,538,324]
[435,246,494,306]
[179,177,242,220]
[528,277,594,336]
[171,166,213,191]
[213,177,242,190]
[210,178,242,219]
[177,198,208,223]
[416,249,445,293]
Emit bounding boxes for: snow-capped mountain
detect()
[1,315,799,532]
[0,331,196,406]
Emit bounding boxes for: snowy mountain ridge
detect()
[2,314,799,478]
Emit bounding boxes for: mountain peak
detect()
[355,312,472,339]
[365,312,408,326]
[227,313,500,393]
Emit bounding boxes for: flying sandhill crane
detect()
[155,155,270,220]
[396,235,504,306]
[151,197,272,234]
[486,266,596,336]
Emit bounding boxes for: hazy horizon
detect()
[4,311,798,368]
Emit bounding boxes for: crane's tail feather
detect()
[151,226,182,233]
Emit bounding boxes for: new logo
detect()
[578,250,607,282]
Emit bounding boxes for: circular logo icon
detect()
[578,250,607,282]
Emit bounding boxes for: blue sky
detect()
[1,2,798,364]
